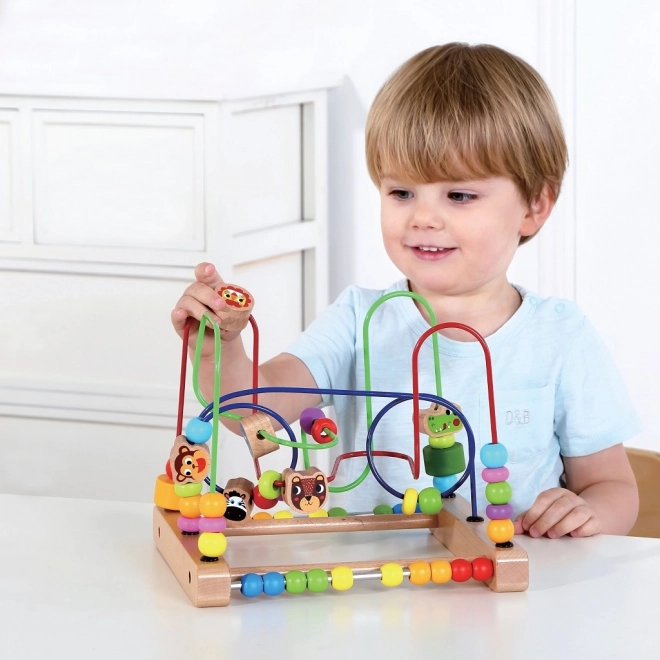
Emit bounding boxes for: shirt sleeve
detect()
[283,286,358,410]
[555,317,642,457]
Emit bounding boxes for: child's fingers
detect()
[568,515,601,538]
[513,514,527,535]
[520,488,565,533]
[547,505,595,539]
[171,297,222,335]
[194,262,225,289]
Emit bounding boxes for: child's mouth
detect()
[411,246,456,260]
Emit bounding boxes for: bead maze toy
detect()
[153,284,528,606]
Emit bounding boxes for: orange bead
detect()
[199,492,227,518]
[487,518,515,544]
[252,512,273,520]
[179,494,201,518]
[153,474,180,511]
[430,559,452,584]
[408,561,431,585]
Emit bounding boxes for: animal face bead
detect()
[169,435,211,484]
[214,283,255,332]
[419,403,463,437]
[218,285,252,308]
[281,468,328,513]
[223,477,255,522]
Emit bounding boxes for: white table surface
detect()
[1,494,659,660]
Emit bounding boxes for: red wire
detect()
[176,318,193,437]
[412,323,498,479]
[248,315,262,479]
[326,450,415,483]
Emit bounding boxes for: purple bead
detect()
[486,503,514,520]
[300,407,324,434]
[199,516,227,532]
[177,516,201,532]
[482,466,510,483]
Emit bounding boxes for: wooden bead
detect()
[284,570,307,594]
[373,504,394,515]
[281,467,328,514]
[330,566,354,591]
[240,412,279,459]
[423,442,466,477]
[263,571,286,596]
[300,407,324,434]
[179,494,202,518]
[428,433,456,449]
[408,561,432,585]
[215,283,254,332]
[177,515,200,533]
[169,436,210,485]
[199,493,227,518]
[174,482,203,498]
[153,474,181,511]
[328,507,348,517]
[418,403,463,436]
[380,562,404,587]
[480,442,508,468]
[252,485,279,510]
[472,557,494,581]
[418,487,443,514]
[274,510,294,519]
[430,559,452,584]
[487,518,515,544]
[252,512,273,520]
[240,573,263,598]
[223,477,255,522]
[451,558,472,582]
[308,509,329,518]
[311,417,337,444]
[257,470,282,500]
[402,488,419,515]
[198,532,227,558]
[306,568,329,593]
[485,481,513,505]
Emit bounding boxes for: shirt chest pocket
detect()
[479,384,555,463]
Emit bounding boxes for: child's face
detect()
[379,176,542,300]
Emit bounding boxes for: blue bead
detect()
[240,573,263,598]
[185,417,213,444]
[392,502,421,514]
[433,474,458,493]
[480,443,508,468]
[263,571,286,596]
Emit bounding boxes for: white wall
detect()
[1,0,657,502]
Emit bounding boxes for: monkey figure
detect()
[281,467,328,514]
[223,477,255,522]
[169,435,210,485]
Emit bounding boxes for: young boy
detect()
[172,43,640,539]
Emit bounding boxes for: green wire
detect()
[258,429,338,452]
[331,291,442,493]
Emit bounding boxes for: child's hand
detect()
[171,262,243,357]
[513,487,602,539]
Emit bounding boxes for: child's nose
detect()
[411,204,444,229]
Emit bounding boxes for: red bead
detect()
[252,485,278,510]
[311,417,338,444]
[471,557,494,581]
[165,459,173,480]
[450,558,472,582]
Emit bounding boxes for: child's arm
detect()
[514,444,639,538]
[171,263,322,434]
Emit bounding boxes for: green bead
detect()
[258,470,282,500]
[328,507,348,518]
[418,487,443,514]
[373,504,394,515]
[485,481,513,505]
[423,443,466,477]
[285,570,307,594]
[306,568,329,593]
[428,433,456,450]
[174,482,203,497]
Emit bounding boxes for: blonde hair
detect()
[365,43,568,244]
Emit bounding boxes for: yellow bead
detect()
[274,510,294,519]
[487,518,515,544]
[429,433,456,449]
[198,532,227,558]
[252,512,273,520]
[430,559,452,584]
[199,493,227,518]
[308,509,329,518]
[179,494,202,518]
[401,488,419,515]
[330,566,354,591]
[153,474,180,511]
[380,562,404,587]
[408,561,432,585]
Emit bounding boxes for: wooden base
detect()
[153,494,528,607]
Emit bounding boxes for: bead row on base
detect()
[233,557,494,597]
[480,443,515,545]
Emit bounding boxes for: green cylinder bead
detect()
[306,568,329,593]
[174,482,203,497]
[485,481,513,505]
[373,504,394,515]
[328,507,348,518]
[423,443,466,477]
[258,470,282,500]
[285,570,307,594]
[418,487,443,514]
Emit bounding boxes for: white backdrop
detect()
[0,0,657,502]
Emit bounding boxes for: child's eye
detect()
[448,192,477,203]
[389,189,412,200]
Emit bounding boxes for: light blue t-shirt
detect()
[285,279,641,515]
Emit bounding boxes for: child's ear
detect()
[520,184,555,238]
